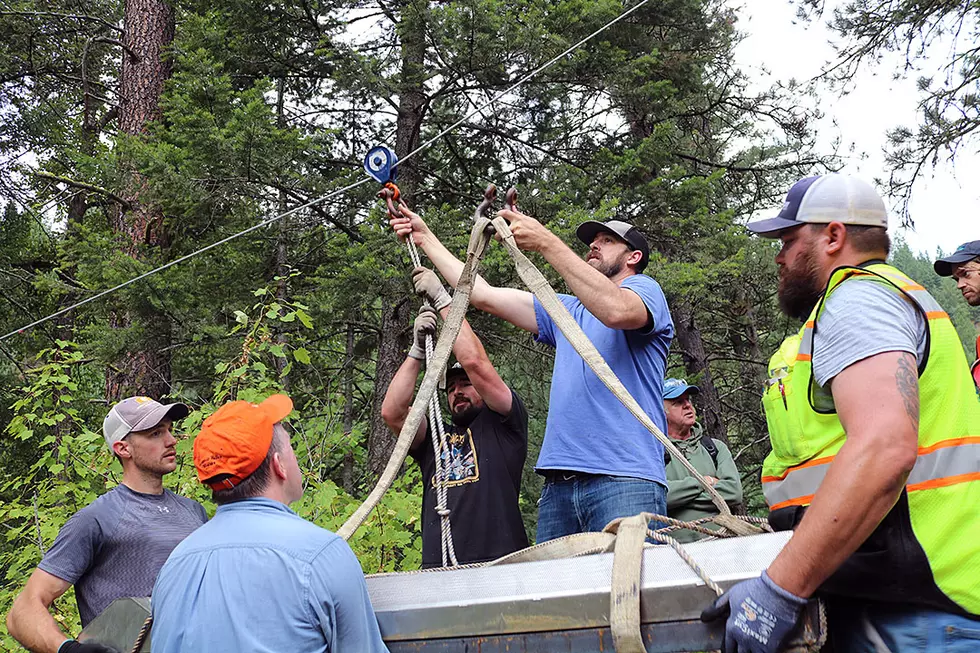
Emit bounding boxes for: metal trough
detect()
[80,531,824,652]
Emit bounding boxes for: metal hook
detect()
[474,184,497,222]
[378,183,404,219]
[504,187,518,213]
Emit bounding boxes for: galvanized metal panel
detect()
[367,531,793,641]
[384,619,723,653]
[78,596,151,652]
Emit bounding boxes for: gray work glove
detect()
[412,266,452,311]
[408,307,438,360]
[700,570,807,653]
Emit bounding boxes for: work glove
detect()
[58,640,121,653]
[700,571,807,653]
[412,266,452,311]
[408,307,438,360]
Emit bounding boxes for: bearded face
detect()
[447,377,483,427]
[776,227,825,321]
[585,234,634,279]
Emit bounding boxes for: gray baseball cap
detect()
[576,219,650,272]
[103,396,189,447]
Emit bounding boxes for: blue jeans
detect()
[826,599,980,652]
[536,472,667,543]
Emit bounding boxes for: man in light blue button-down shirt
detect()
[150,395,388,653]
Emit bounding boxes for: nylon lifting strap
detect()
[336,210,491,540]
[338,197,761,540]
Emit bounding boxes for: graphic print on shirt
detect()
[432,428,479,487]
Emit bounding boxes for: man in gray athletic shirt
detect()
[6,397,207,653]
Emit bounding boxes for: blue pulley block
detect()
[364,145,399,184]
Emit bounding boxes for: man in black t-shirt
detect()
[382,267,529,568]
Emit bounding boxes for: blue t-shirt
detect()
[533,274,673,484]
[151,498,388,653]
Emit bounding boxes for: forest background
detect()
[1,0,978,643]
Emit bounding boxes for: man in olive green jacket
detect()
[663,378,743,543]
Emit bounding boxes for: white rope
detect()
[406,236,459,567]
[424,334,459,567]
[2,0,659,343]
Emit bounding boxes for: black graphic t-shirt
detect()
[410,389,529,568]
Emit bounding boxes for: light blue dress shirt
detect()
[150,497,388,653]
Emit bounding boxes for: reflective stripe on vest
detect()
[764,438,980,510]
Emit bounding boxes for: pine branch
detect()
[32,171,131,209]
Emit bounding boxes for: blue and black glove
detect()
[59,639,121,653]
[700,571,807,653]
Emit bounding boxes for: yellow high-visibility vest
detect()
[761,262,980,615]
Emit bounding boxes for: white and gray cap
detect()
[746,174,888,237]
[102,396,189,447]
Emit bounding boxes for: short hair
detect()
[211,424,286,505]
[807,223,890,257]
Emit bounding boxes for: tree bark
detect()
[670,300,729,445]
[391,0,428,201]
[104,0,175,400]
[273,76,291,388]
[367,294,410,479]
[342,320,356,493]
[366,0,428,481]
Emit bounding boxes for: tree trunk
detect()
[391,0,428,201]
[365,0,428,481]
[342,320,356,494]
[273,76,291,388]
[670,300,728,445]
[105,0,175,400]
[367,294,410,479]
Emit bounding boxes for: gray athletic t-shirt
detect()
[38,484,207,626]
[811,278,928,391]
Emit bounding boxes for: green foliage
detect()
[0,341,109,648]
[0,0,848,645]
[796,0,980,219]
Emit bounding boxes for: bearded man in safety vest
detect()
[933,239,980,391]
[701,174,980,652]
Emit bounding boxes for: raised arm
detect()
[766,350,919,597]
[410,266,512,415]
[389,206,538,334]
[6,568,73,653]
[379,310,433,452]
[499,209,650,330]
[437,305,512,417]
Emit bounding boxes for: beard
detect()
[449,399,481,427]
[130,447,176,476]
[588,250,628,278]
[777,246,824,321]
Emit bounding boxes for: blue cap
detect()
[746,174,888,237]
[934,240,980,277]
[663,378,699,400]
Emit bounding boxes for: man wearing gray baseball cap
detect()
[6,397,207,653]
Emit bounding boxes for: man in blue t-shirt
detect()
[6,397,208,653]
[390,206,673,542]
